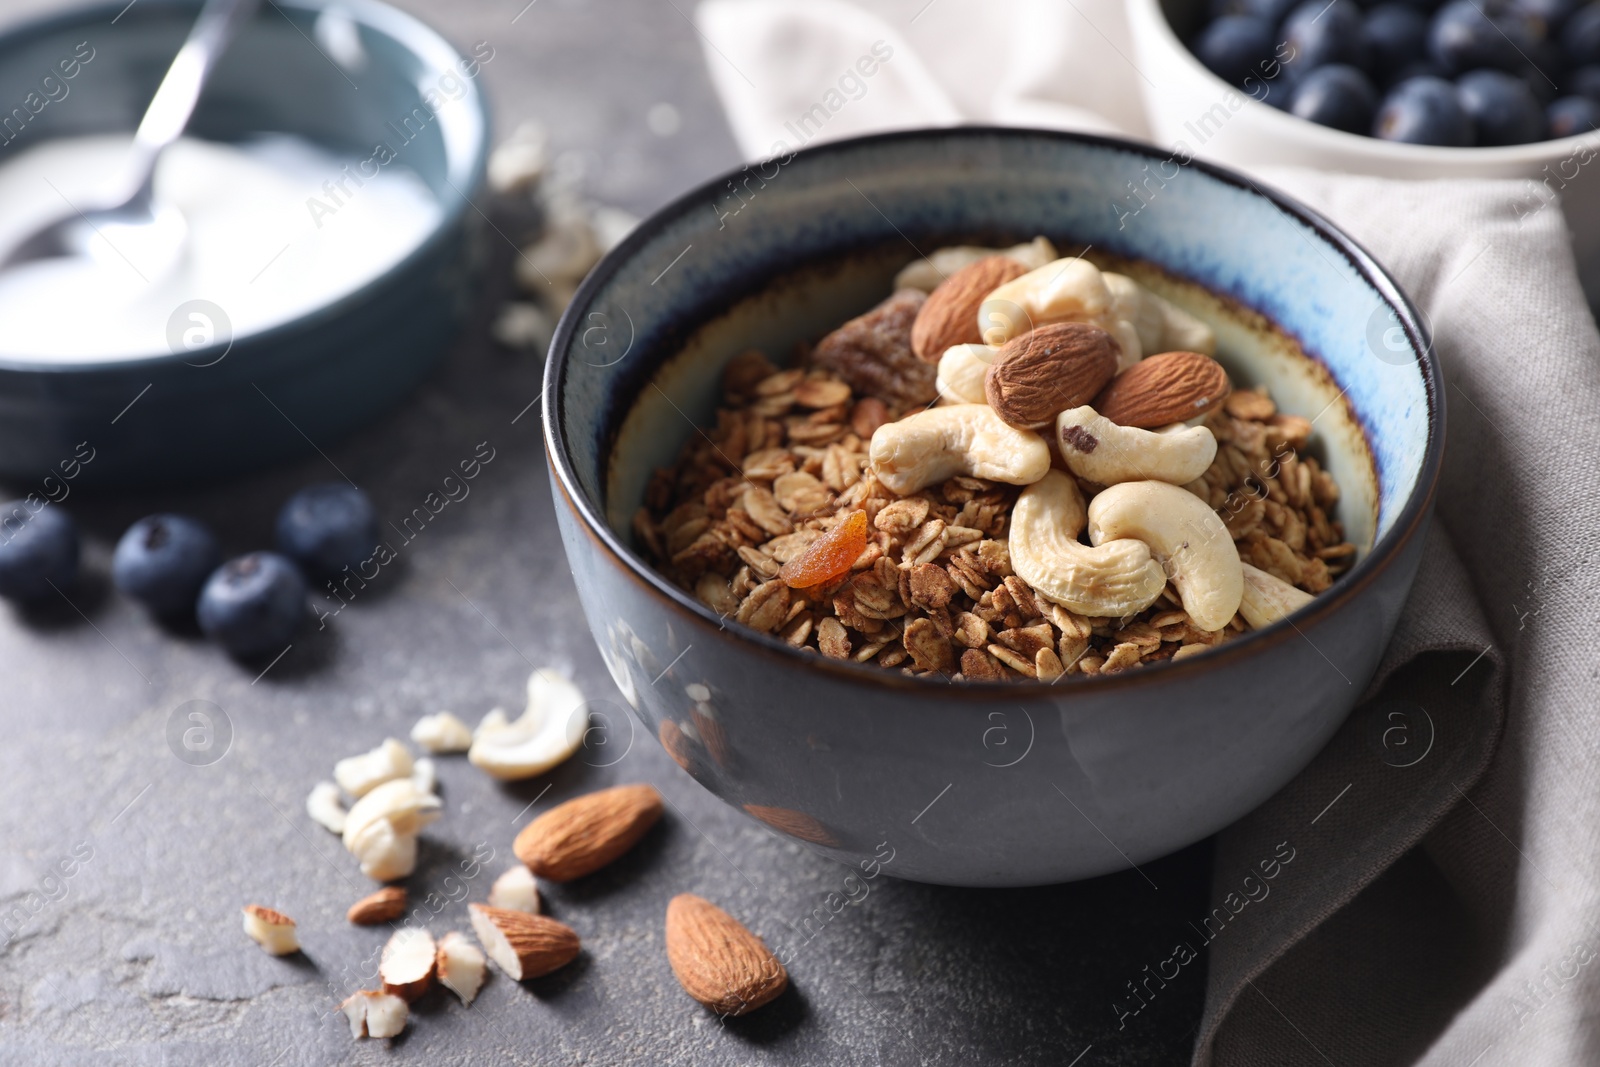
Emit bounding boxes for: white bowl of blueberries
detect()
[1128,0,1600,273]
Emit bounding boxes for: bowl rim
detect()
[0,0,489,373]
[543,125,1445,698]
[1128,0,1600,164]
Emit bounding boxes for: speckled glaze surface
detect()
[0,0,489,485]
[544,127,1443,887]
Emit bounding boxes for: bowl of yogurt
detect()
[0,0,490,484]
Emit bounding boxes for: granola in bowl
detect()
[633,241,1357,683]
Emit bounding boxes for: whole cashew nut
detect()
[1055,407,1217,486]
[894,237,1058,292]
[979,257,1144,369]
[870,404,1051,495]
[1239,562,1314,629]
[1086,480,1243,631]
[1008,470,1168,618]
[1102,272,1218,358]
[936,344,992,405]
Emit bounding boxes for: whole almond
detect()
[911,255,1029,362]
[984,322,1120,429]
[469,903,580,980]
[665,893,788,1016]
[347,886,407,925]
[512,783,663,881]
[1092,351,1231,428]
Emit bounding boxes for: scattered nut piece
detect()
[512,783,664,881]
[869,405,1051,495]
[1239,561,1315,629]
[334,738,414,799]
[665,893,788,1016]
[340,990,409,1040]
[242,905,299,956]
[306,781,347,835]
[348,887,408,925]
[1054,407,1217,486]
[468,904,581,980]
[468,669,587,781]
[342,778,442,851]
[489,866,542,913]
[436,931,487,1005]
[348,817,419,882]
[411,711,474,753]
[1087,480,1244,632]
[379,928,437,1001]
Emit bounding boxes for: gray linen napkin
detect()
[1193,170,1600,1067]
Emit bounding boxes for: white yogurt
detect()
[0,134,442,361]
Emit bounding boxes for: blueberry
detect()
[1365,4,1431,71]
[1195,15,1278,85]
[112,514,221,618]
[0,502,78,603]
[1209,0,1300,21]
[1375,75,1477,142]
[1511,0,1582,32]
[1548,92,1600,132]
[1430,0,1524,72]
[197,552,306,657]
[1392,57,1453,83]
[1566,61,1600,98]
[1458,68,1550,141]
[1284,0,1371,72]
[1562,3,1600,64]
[275,483,380,579]
[1290,64,1382,129]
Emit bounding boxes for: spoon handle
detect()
[125,0,261,207]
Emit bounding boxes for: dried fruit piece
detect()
[810,289,935,406]
[379,928,437,1001]
[1092,351,1230,428]
[489,866,541,913]
[340,990,408,1039]
[242,905,300,955]
[469,903,580,980]
[348,886,407,925]
[910,255,1029,362]
[778,510,867,590]
[984,322,1120,429]
[665,894,788,1016]
[436,931,487,1005]
[512,783,664,881]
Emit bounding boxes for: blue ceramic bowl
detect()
[0,0,488,486]
[544,128,1442,887]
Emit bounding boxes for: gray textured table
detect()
[0,1,1210,1062]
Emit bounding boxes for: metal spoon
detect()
[0,0,260,272]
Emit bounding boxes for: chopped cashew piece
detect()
[467,670,588,781]
[341,990,409,1039]
[342,778,442,850]
[242,905,300,955]
[935,344,992,405]
[306,781,347,834]
[489,866,541,913]
[411,711,474,753]
[334,739,414,798]
[436,931,487,1005]
[869,405,1051,495]
[410,758,437,797]
[1008,471,1167,618]
[1087,480,1244,631]
[476,707,509,736]
[1239,562,1315,629]
[893,236,1057,291]
[1054,407,1217,486]
[348,818,419,882]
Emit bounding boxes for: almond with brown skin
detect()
[1092,351,1230,428]
[665,893,788,1016]
[468,904,580,980]
[910,255,1028,362]
[347,887,408,926]
[984,322,1120,429]
[512,783,663,881]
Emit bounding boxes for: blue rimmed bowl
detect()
[544,127,1442,887]
[0,0,489,486]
